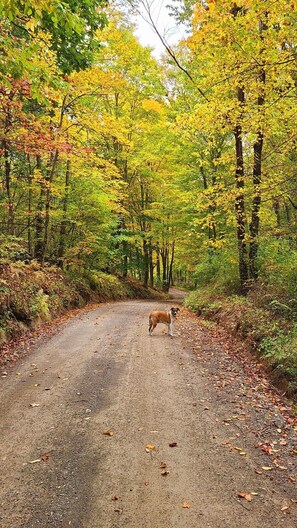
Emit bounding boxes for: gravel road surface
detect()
[0,297,296,527]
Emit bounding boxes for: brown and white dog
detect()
[149,307,180,336]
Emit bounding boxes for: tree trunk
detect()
[234,87,249,294]
[249,17,266,280]
[2,102,14,234]
[34,156,46,260]
[122,241,128,278]
[161,247,169,292]
[143,239,149,288]
[149,242,154,288]
[273,199,281,229]
[156,243,161,282]
[41,150,59,266]
[168,241,175,287]
[249,126,263,279]
[58,160,71,266]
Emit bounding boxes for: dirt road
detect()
[0,297,296,527]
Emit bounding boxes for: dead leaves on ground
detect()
[160,461,169,476]
[29,452,50,464]
[102,430,114,436]
[238,492,252,502]
[145,444,155,452]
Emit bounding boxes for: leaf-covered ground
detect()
[178,309,297,509]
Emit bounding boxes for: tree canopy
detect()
[0,0,296,301]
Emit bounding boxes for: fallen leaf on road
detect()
[161,470,169,476]
[111,496,119,501]
[160,462,167,469]
[145,444,155,452]
[262,466,273,471]
[169,442,177,448]
[144,481,149,486]
[182,501,191,509]
[40,453,49,462]
[102,430,113,436]
[114,508,123,514]
[238,493,252,502]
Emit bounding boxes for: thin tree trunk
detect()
[41,150,59,266]
[34,155,46,260]
[27,157,33,255]
[58,159,71,266]
[2,102,14,234]
[156,243,161,282]
[3,140,14,235]
[234,87,249,294]
[143,238,149,288]
[168,241,175,287]
[249,125,263,279]
[149,242,154,288]
[161,247,169,292]
[273,199,281,230]
[249,17,267,280]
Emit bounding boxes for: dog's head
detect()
[170,307,180,318]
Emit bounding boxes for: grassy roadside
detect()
[184,287,297,399]
[0,261,165,347]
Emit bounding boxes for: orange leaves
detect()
[102,430,114,437]
[182,501,191,509]
[238,492,252,502]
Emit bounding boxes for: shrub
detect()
[259,325,297,395]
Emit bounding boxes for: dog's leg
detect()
[149,316,156,335]
[149,315,152,335]
[150,323,157,335]
[168,323,173,336]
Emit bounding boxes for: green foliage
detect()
[260,326,297,396]
[193,251,240,295]
[257,240,297,314]
[29,289,50,321]
[1,0,108,73]
[0,236,29,264]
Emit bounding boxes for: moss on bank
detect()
[185,288,297,399]
[0,262,165,346]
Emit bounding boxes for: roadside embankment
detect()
[185,288,297,399]
[0,262,165,347]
